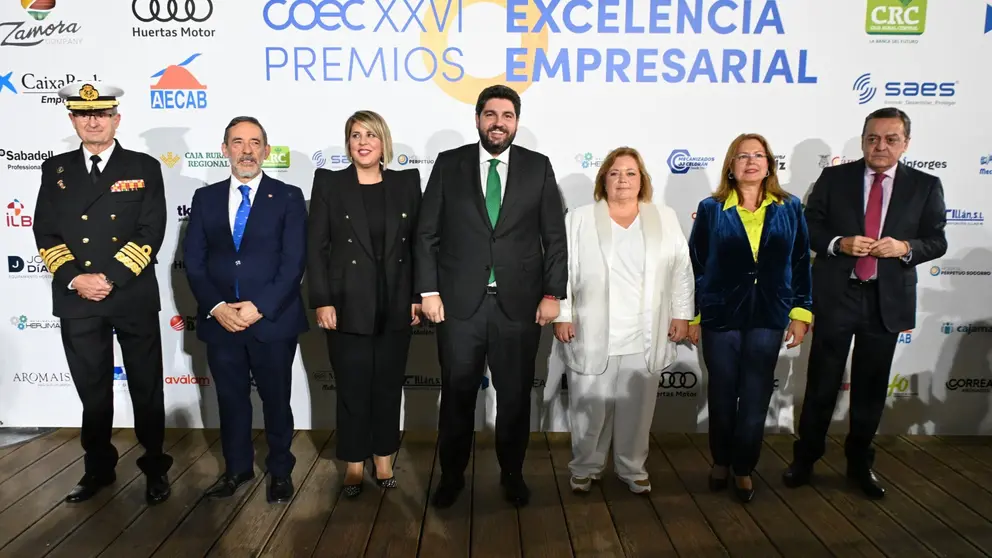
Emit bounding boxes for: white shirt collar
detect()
[83,141,115,166]
[479,142,510,167]
[230,171,264,193]
[865,162,897,180]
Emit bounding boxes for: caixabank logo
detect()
[150,53,207,110]
[260,0,818,105]
[0,72,99,106]
[0,0,82,48]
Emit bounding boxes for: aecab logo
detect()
[150,53,207,110]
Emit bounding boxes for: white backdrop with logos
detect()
[1,0,990,435]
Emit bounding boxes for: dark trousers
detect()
[702,327,782,476]
[437,294,540,477]
[60,313,173,478]
[206,337,297,478]
[794,281,898,471]
[327,328,411,462]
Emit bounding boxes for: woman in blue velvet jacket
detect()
[687,133,812,503]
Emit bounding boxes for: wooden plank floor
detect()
[0,429,989,557]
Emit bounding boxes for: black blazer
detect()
[307,165,422,335]
[414,143,567,322]
[805,158,947,332]
[32,140,166,319]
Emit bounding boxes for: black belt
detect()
[485,285,497,295]
[848,277,877,286]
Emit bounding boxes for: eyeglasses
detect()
[863,135,905,147]
[734,153,767,162]
[71,112,114,121]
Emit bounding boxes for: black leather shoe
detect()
[500,472,530,507]
[146,474,171,505]
[204,471,256,499]
[65,472,116,503]
[782,463,811,488]
[431,475,465,509]
[848,468,885,499]
[709,473,728,491]
[734,476,755,503]
[267,476,294,503]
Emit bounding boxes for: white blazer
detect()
[554,200,695,375]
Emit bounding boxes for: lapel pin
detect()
[57,166,64,174]
[401,212,407,218]
[57,179,65,189]
[268,194,273,198]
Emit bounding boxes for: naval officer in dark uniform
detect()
[32,81,173,504]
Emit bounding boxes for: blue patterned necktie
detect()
[232,184,251,298]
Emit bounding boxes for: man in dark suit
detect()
[33,81,173,504]
[183,116,308,503]
[784,107,947,498]
[415,85,568,508]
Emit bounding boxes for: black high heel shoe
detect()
[343,464,364,498]
[709,466,729,491]
[734,475,755,503]
[372,458,397,489]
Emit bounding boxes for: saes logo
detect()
[853,72,955,105]
[150,53,207,110]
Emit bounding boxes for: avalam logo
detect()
[150,53,207,110]
[165,374,211,387]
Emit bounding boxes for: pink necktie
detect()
[856,172,885,281]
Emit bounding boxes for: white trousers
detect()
[567,354,659,481]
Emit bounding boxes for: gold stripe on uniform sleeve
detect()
[39,244,75,274]
[114,243,154,276]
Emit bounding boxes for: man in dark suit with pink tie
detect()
[784,107,947,498]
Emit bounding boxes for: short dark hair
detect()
[862,107,911,139]
[475,85,521,118]
[223,116,268,146]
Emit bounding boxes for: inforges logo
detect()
[1,0,81,47]
[261,0,817,105]
[132,0,216,38]
[150,53,207,110]
[667,149,714,174]
[866,0,927,35]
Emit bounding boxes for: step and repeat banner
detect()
[1,0,990,434]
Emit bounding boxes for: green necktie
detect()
[485,158,501,283]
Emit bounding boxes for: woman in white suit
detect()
[552,147,694,494]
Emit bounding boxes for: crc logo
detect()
[132,0,214,23]
[659,371,698,389]
[866,0,927,35]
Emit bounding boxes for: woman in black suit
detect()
[307,110,422,497]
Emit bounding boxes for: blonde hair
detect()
[344,110,394,166]
[593,147,654,202]
[713,133,789,203]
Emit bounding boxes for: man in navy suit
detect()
[183,116,308,503]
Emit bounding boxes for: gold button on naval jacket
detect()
[112,237,118,242]
[348,238,353,243]
[345,214,350,219]
[401,212,407,218]
[84,261,91,267]
[352,260,357,265]
[110,214,116,220]
[82,238,89,243]
[81,215,88,221]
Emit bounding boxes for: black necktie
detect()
[90,155,101,184]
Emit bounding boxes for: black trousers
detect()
[437,294,541,477]
[206,337,297,478]
[327,328,411,462]
[60,313,173,478]
[794,281,898,471]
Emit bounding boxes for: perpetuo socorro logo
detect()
[132,0,216,38]
[930,264,991,277]
[396,153,435,166]
[866,0,927,35]
[0,0,81,48]
[852,72,956,107]
[260,0,817,106]
[150,53,207,110]
[667,149,714,174]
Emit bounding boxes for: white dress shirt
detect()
[827,164,910,278]
[68,142,117,291]
[209,173,263,316]
[608,216,646,356]
[422,143,509,297]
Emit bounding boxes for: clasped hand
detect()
[840,236,908,259]
[213,301,263,333]
[75,273,113,301]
